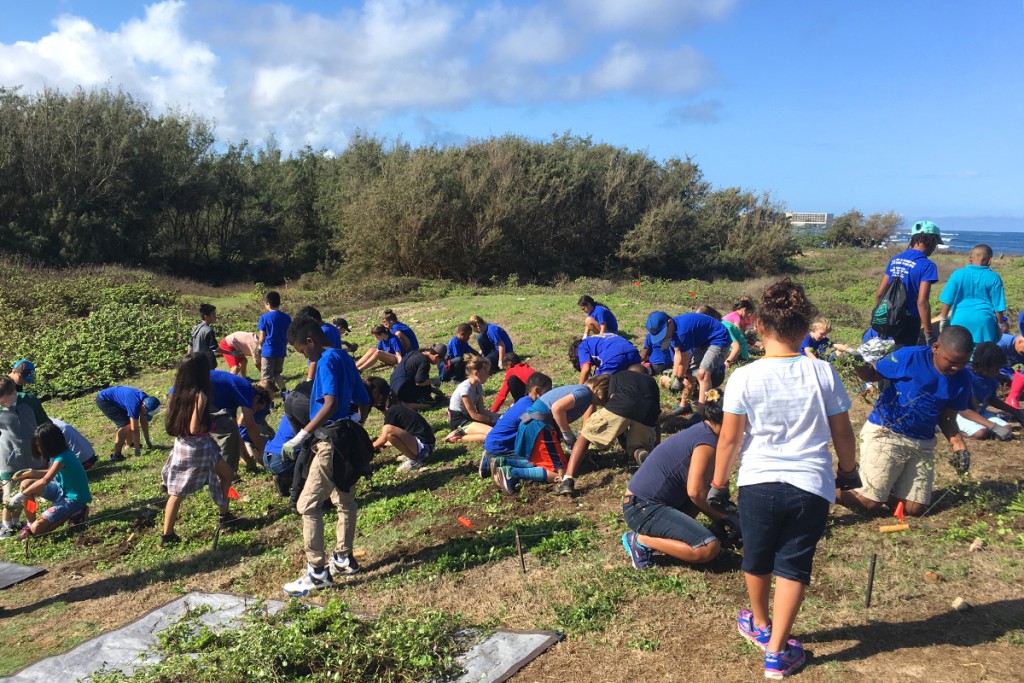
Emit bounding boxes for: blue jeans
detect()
[622,495,717,549]
[738,482,829,585]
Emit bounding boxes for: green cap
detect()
[911,220,943,244]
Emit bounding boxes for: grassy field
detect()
[1,248,1023,681]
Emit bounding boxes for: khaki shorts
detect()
[856,421,936,506]
[580,408,657,455]
[210,414,242,472]
[261,356,284,381]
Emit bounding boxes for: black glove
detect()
[1013,409,1024,430]
[949,449,970,476]
[925,329,939,345]
[707,484,736,514]
[835,466,862,490]
[990,424,1013,441]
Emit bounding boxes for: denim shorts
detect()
[622,495,717,549]
[96,396,131,429]
[39,481,88,525]
[739,482,829,585]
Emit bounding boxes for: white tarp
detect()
[3,592,559,683]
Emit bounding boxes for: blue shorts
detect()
[96,396,131,429]
[622,494,717,549]
[38,481,88,525]
[739,482,829,585]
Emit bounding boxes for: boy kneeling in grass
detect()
[11,422,92,541]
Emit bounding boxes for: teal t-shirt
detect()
[54,449,92,504]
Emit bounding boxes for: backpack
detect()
[870,276,908,338]
[314,419,375,492]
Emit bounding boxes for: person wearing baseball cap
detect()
[646,311,731,414]
[330,318,359,355]
[874,220,942,347]
[9,360,36,392]
[388,343,447,409]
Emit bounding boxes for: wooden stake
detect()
[879,523,910,533]
[514,527,526,574]
[865,553,877,608]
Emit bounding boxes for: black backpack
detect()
[315,419,375,493]
[871,276,908,338]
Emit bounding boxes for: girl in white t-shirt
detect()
[708,279,860,680]
[444,356,498,444]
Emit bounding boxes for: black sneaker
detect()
[557,477,575,496]
[110,452,126,463]
[218,511,240,526]
[160,532,181,547]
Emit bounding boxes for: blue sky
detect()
[1,1,1021,227]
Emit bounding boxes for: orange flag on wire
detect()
[227,487,240,500]
[457,516,473,528]
[25,499,37,514]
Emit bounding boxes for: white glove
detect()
[282,429,310,459]
[561,429,576,447]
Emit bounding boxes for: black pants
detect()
[478,333,500,369]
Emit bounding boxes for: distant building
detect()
[786,212,834,233]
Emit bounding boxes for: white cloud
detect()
[0,2,224,120]
[0,0,736,150]
[584,43,715,96]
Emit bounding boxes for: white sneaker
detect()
[396,457,423,472]
[7,492,26,510]
[331,552,361,576]
[283,564,333,597]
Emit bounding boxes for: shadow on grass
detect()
[807,598,1024,661]
[347,517,585,586]
[4,538,278,619]
[825,478,1018,531]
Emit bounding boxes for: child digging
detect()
[621,390,733,570]
[12,422,92,541]
[161,353,236,546]
[709,279,860,679]
[364,376,436,472]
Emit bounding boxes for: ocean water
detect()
[891,229,1024,255]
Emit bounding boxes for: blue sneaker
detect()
[621,531,652,570]
[493,465,517,495]
[478,451,492,479]
[738,609,772,650]
[764,640,805,679]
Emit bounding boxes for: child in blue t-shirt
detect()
[578,295,618,336]
[95,385,159,462]
[439,323,480,383]
[356,325,404,373]
[469,315,514,370]
[282,316,372,597]
[570,334,641,383]
[383,308,418,354]
[478,372,553,477]
[800,318,852,360]
[257,290,291,393]
[955,342,1018,440]
[839,325,973,519]
[641,330,674,375]
[12,422,93,540]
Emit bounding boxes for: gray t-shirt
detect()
[52,418,96,465]
[449,379,484,415]
[533,384,593,423]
